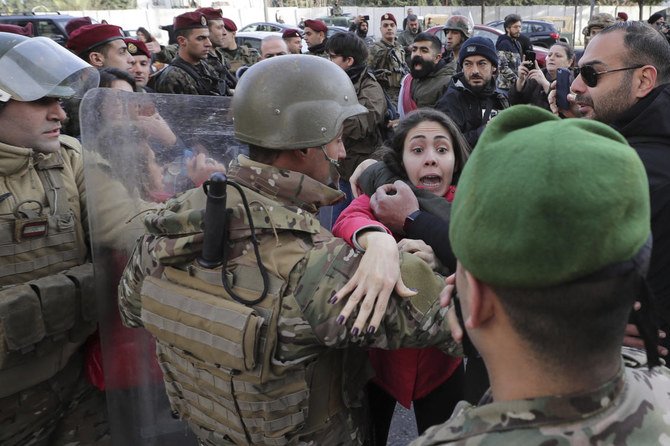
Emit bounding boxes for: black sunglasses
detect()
[575,64,644,87]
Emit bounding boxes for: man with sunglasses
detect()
[550,20,670,360]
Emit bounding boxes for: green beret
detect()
[449,105,650,288]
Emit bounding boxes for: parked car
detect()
[239,22,294,33]
[327,25,348,38]
[426,24,548,68]
[0,11,78,45]
[486,19,568,48]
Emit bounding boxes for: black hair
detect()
[550,41,574,64]
[494,271,637,369]
[248,144,281,164]
[99,67,137,91]
[136,26,154,42]
[326,32,369,66]
[79,40,114,65]
[378,108,471,185]
[412,32,442,54]
[504,14,522,32]
[599,21,670,85]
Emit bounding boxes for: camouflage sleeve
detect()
[155,67,200,95]
[367,44,382,69]
[293,236,459,355]
[496,50,519,91]
[117,234,164,327]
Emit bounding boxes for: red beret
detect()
[66,24,125,56]
[617,12,628,21]
[304,19,327,34]
[195,7,223,22]
[173,12,208,31]
[124,38,151,58]
[381,13,397,25]
[65,16,93,35]
[282,28,303,39]
[0,22,33,36]
[222,17,237,32]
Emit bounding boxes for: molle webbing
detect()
[0,154,82,284]
[0,263,96,394]
[141,259,346,446]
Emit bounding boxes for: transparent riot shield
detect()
[80,89,241,445]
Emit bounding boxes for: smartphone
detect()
[556,68,571,110]
[524,50,536,68]
[363,15,370,20]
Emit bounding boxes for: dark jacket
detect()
[435,72,509,148]
[307,39,329,58]
[340,67,387,180]
[411,59,456,108]
[611,83,670,345]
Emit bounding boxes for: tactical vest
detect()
[0,145,95,397]
[140,185,357,445]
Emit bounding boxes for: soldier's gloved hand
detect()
[331,231,416,336]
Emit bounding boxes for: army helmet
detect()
[232,54,367,150]
[582,12,616,36]
[0,32,99,103]
[443,15,473,39]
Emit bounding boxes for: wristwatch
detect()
[403,209,422,233]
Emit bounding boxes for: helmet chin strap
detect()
[319,145,342,190]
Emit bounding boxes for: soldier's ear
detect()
[176,35,187,47]
[88,52,105,68]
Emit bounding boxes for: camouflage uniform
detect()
[155,55,228,95]
[368,39,408,105]
[412,363,670,445]
[0,136,110,446]
[219,45,259,75]
[495,34,522,92]
[154,43,179,64]
[396,29,420,50]
[118,156,460,445]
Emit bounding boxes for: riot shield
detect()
[80,89,241,445]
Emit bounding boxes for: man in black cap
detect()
[154,12,230,96]
[648,11,670,43]
[435,36,509,147]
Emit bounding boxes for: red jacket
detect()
[332,192,461,407]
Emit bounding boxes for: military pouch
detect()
[65,263,96,322]
[29,273,76,339]
[141,274,264,372]
[0,284,46,368]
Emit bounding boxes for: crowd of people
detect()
[0,5,670,446]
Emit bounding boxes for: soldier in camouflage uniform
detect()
[118,55,461,446]
[0,32,110,446]
[218,17,259,75]
[368,13,408,106]
[154,12,230,96]
[412,105,670,445]
[303,19,329,57]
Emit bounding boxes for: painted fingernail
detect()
[367,326,376,335]
[351,327,360,337]
[328,295,338,304]
[409,288,418,292]
[336,315,345,325]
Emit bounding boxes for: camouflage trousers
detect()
[0,352,110,446]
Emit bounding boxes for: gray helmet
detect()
[582,13,616,36]
[0,32,99,103]
[232,54,366,150]
[443,15,473,39]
